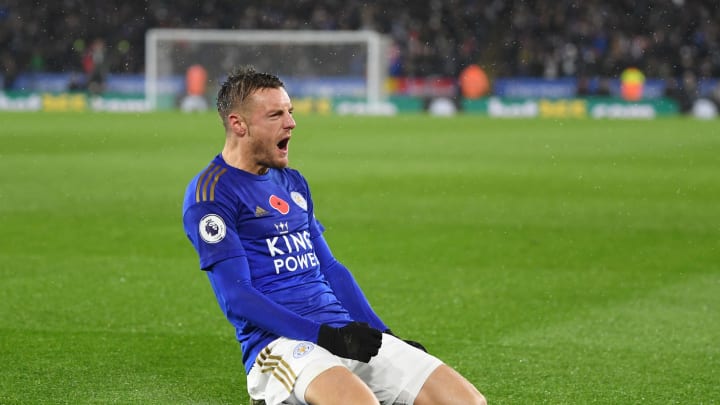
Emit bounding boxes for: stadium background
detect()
[2,0,720,116]
[1,2,719,404]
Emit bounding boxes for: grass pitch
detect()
[0,112,718,404]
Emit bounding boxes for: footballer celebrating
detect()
[182,66,486,405]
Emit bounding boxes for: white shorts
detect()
[247,333,442,405]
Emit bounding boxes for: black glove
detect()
[317,322,382,362]
[384,329,428,353]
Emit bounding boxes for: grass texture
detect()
[0,112,718,404]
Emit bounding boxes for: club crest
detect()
[290,191,308,211]
[293,342,315,358]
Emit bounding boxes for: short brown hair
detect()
[216,66,285,124]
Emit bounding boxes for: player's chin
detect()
[273,156,290,168]
[276,149,289,164]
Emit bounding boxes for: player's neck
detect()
[221,147,269,176]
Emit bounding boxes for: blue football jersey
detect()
[182,155,353,371]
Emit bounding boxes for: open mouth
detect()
[277,137,290,151]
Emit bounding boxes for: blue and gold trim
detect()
[195,163,227,203]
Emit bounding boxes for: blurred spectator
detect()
[180,64,209,112]
[459,64,490,99]
[710,82,720,110]
[83,38,108,94]
[1,54,18,90]
[679,71,701,113]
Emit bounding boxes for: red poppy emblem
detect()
[269,195,290,214]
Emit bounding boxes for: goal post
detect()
[144,29,390,111]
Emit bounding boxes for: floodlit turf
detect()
[1,111,718,404]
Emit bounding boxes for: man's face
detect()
[242,87,296,173]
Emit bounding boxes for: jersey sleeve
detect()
[207,256,322,342]
[183,200,246,270]
[312,233,388,331]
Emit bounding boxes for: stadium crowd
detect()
[1,0,719,90]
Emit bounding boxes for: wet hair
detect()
[216,66,284,126]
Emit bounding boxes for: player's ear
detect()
[227,113,247,136]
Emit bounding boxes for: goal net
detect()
[144,29,390,112]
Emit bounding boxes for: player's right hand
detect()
[317,322,382,362]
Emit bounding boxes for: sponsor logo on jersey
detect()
[255,206,270,217]
[269,195,290,215]
[290,191,308,211]
[293,342,315,358]
[199,214,226,244]
[266,230,319,274]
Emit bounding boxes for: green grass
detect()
[1,112,719,404]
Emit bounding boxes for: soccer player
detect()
[182,66,486,405]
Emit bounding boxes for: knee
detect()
[456,381,487,405]
[459,388,487,405]
[416,364,488,405]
